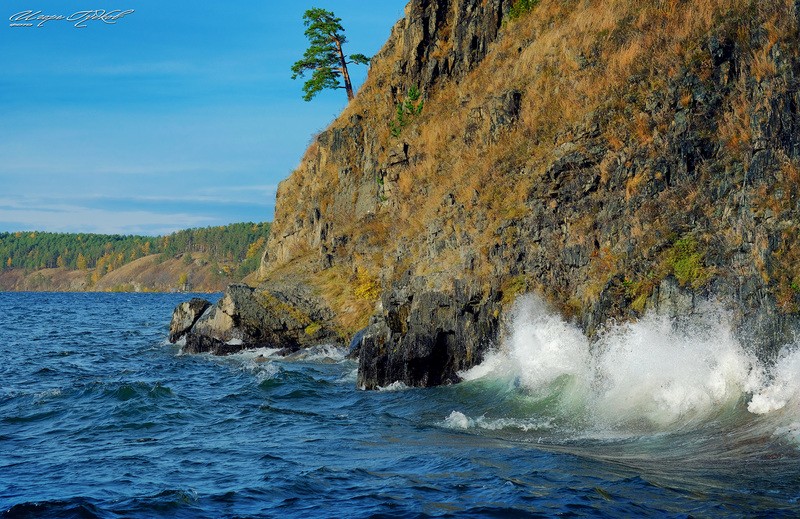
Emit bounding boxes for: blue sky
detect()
[0,1,405,235]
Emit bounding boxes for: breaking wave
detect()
[455,295,800,444]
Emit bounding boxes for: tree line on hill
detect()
[0,222,270,280]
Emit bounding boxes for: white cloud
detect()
[0,205,216,235]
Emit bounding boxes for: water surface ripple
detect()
[1,292,798,518]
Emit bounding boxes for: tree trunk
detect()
[334,38,354,101]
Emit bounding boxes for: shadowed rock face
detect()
[357,280,503,389]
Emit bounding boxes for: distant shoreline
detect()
[0,255,254,294]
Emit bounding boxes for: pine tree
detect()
[291,8,370,101]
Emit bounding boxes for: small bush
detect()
[508,0,539,21]
[305,322,322,336]
[390,86,424,137]
[354,269,381,300]
[500,274,528,305]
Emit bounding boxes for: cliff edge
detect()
[176,0,800,389]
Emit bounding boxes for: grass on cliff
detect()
[316,266,379,336]
[262,0,800,323]
[664,236,712,289]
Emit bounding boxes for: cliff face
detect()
[263,0,512,273]
[248,0,800,387]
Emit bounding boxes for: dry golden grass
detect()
[260,0,800,323]
[625,171,647,200]
[751,45,778,81]
[315,267,372,335]
[780,156,800,184]
[718,90,753,157]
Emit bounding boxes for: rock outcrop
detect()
[169,298,211,343]
[180,1,800,389]
[357,280,502,389]
[388,0,512,93]
[170,283,341,355]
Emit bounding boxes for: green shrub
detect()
[390,86,424,137]
[508,0,539,21]
[500,274,528,305]
[305,322,322,336]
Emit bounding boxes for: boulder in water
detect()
[177,283,342,355]
[357,279,502,389]
[168,298,211,343]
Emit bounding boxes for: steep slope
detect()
[0,253,236,292]
[0,223,270,292]
[260,0,515,334]
[181,0,800,388]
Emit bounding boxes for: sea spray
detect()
[460,295,592,422]
[458,295,791,436]
[443,410,553,432]
[589,302,758,430]
[748,346,800,415]
[748,345,800,445]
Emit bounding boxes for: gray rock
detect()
[391,0,512,94]
[168,298,211,343]
[489,90,523,140]
[357,280,502,389]
[179,283,341,355]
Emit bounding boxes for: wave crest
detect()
[461,295,797,437]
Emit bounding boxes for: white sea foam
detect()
[377,381,411,392]
[460,294,800,435]
[336,367,359,384]
[252,362,281,383]
[228,348,284,383]
[232,347,282,360]
[461,296,591,411]
[443,411,472,429]
[285,344,347,363]
[35,388,63,401]
[748,346,800,415]
[590,305,759,428]
[442,410,553,432]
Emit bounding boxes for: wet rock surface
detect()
[357,280,502,389]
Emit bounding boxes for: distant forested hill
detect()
[0,222,270,292]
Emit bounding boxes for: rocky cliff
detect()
[174,0,800,388]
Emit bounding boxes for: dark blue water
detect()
[1,292,799,518]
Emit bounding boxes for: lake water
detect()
[1,292,799,517]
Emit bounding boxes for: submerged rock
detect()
[168,298,211,343]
